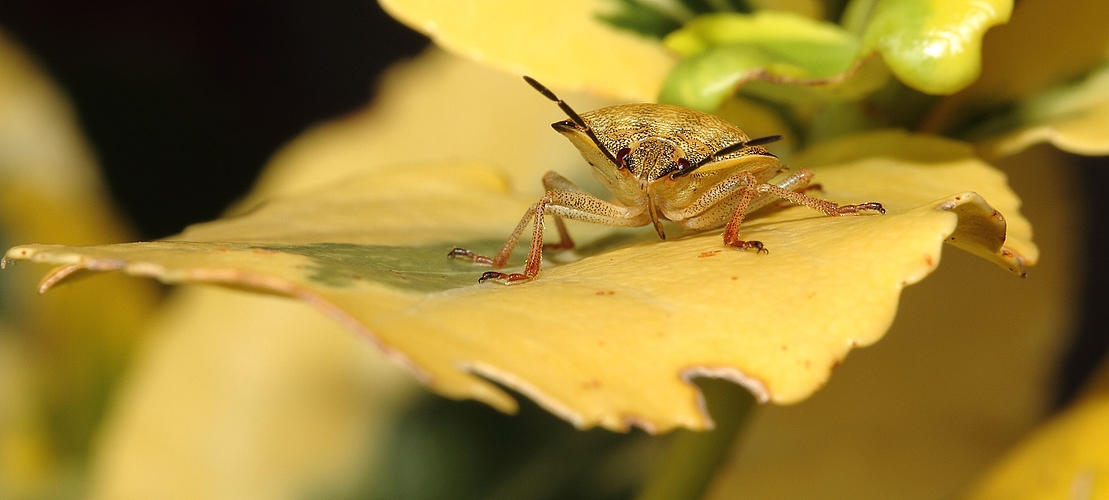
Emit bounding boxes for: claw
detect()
[854,202,885,215]
[834,202,885,216]
[447,247,474,259]
[479,271,532,284]
[728,240,768,254]
[448,247,494,266]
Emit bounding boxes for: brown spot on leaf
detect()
[581,379,602,390]
[698,250,722,258]
[781,345,788,351]
[730,276,738,280]
[595,290,615,295]
[252,248,279,254]
[1001,249,1013,258]
[992,210,1004,221]
[804,360,811,368]
[923,253,934,266]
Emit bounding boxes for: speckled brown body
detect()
[448,77,884,284]
[562,103,783,224]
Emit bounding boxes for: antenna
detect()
[523,76,621,169]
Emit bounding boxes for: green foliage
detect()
[595,0,685,40]
[596,0,754,40]
[657,11,887,111]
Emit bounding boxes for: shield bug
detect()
[449,77,885,284]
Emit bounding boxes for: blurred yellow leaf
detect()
[87,286,417,500]
[0,28,156,499]
[962,397,1109,500]
[6,130,1034,433]
[705,144,1080,499]
[975,63,1109,159]
[377,0,675,101]
[962,353,1109,500]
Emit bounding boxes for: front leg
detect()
[446,171,582,266]
[449,176,648,284]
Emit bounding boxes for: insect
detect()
[448,76,885,284]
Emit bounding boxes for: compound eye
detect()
[615,147,631,170]
[667,158,692,180]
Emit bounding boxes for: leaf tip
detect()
[937,192,1032,276]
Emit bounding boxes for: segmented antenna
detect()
[523,76,621,169]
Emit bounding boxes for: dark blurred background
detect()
[0,0,428,240]
[0,0,1104,412]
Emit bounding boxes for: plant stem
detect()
[634,379,757,500]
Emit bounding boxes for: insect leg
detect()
[478,189,647,284]
[448,203,539,268]
[447,172,590,267]
[665,170,770,252]
[755,168,885,216]
[541,171,583,251]
[744,168,815,213]
[720,172,769,253]
[448,173,615,281]
[672,170,805,253]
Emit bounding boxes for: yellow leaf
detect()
[962,362,1109,500]
[704,143,1078,499]
[5,130,1034,433]
[87,286,417,500]
[0,28,157,498]
[377,0,675,101]
[975,64,1109,159]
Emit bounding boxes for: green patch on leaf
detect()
[252,242,518,292]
